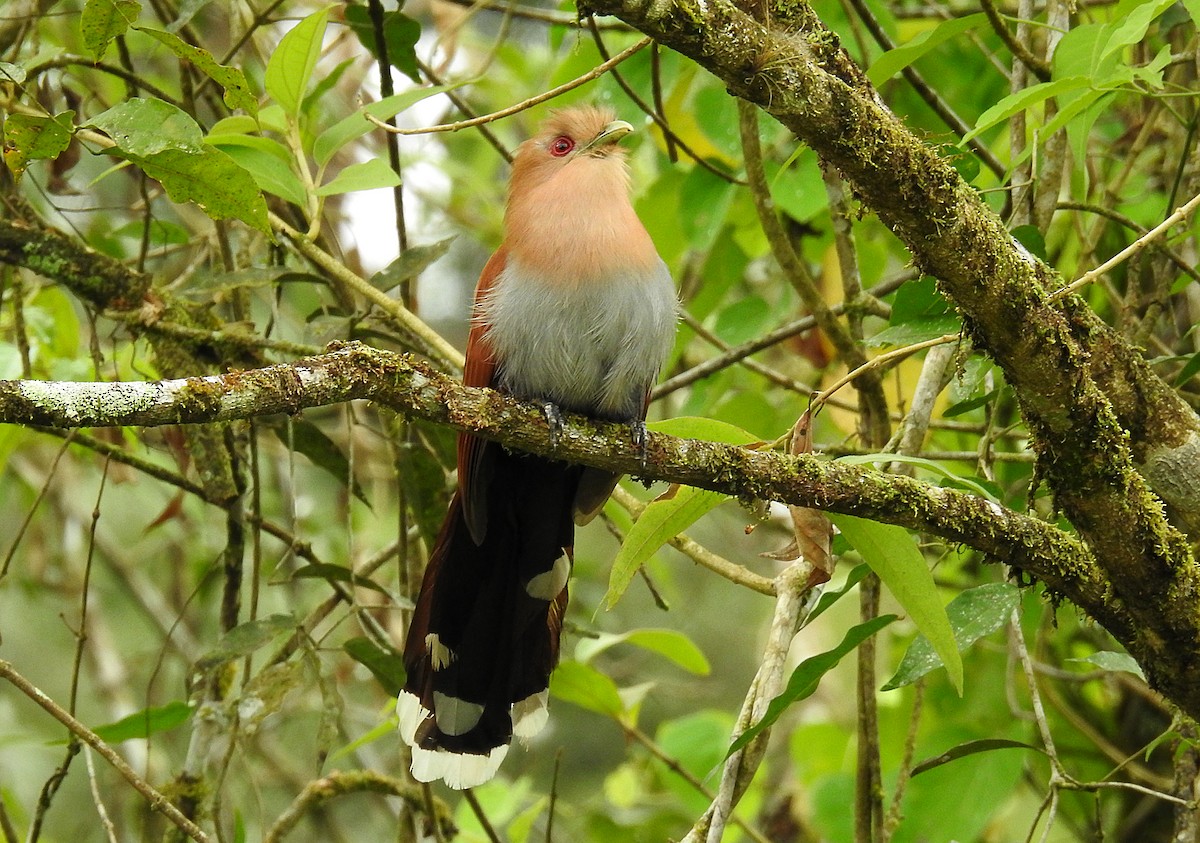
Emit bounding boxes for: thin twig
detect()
[0,660,210,843]
[367,38,652,136]
[652,274,909,401]
[462,789,502,843]
[83,747,121,843]
[811,334,961,417]
[587,20,745,184]
[1053,188,1200,299]
[610,486,775,596]
[270,212,463,371]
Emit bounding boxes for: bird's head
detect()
[507,106,635,204]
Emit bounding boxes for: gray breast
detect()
[478,261,677,421]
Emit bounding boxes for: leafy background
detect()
[0,0,1196,841]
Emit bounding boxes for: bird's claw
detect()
[542,401,565,449]
[631,421,649,470]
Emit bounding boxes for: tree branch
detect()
[579,0,1200,725]
[0,344,1129,650]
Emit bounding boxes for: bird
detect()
[396,105,678,790]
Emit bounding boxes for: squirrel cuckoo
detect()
[397,106,678,789]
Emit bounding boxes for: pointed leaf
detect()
[207,134,307,206]
[726,615,896,757]
[369,236,455,293]
[312,85,453,167]
[830,514,963,693]
[1067,650,1146,680]
[575,628,710,675]
[549,660,624,717]
[867,13,987,85]
[89,97,205,155]
[647,416,760,445]
[3,111,75,180]
[343,5,422,84]
[883,582,1019,690]
[133,147,270,232]
[82,0,141,61]
[603,485,727,610]
[135,27,257,115]
[315,156,401,196]
[962,76,1091,145]
[291,563,396,598]
[912,738,1045,776]
[344,636,407,696]
[195,614,296,670]
[264,6,332,116]
[88,701,193,743]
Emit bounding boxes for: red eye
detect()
[549,136,575,157]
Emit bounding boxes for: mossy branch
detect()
[0,344,1143,669]
[579,0,1200,713]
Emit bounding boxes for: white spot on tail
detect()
[524,554,570,601]
[409,744,509,790]
[512,690,550,742]
[425,633,455,669]
[433,692,485,736]
[396,691,430,746]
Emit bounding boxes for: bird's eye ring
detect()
[549,136,575,157]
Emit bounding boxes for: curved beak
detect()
[581,119,634,153]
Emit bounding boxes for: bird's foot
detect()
[542,401,565,449]
[630,420,649,470]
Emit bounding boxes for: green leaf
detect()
[135,27,257,116]
[195,614,295,670]
[343,636,407,696]
[315,157,401,196]
[290,563,394,597]
[343,4,422,84]
[890,276,952,321]
[1067,650,1146,680]
[1184,0,1200,27]
[270,418,369,506]
[369,236,456,293]
[206,134,307,206]
[603,485,728,610]
[264,6,332,116]
[883,582,1019,690]
[88,701,193,743]
[679,165,735,248]
[81,0,141,61]
[1099,0,1175,63]
[1174,351,1200,387]
[575,628,711,675]
[962,76,1091,145]
[829,514,963,693]
[0,62,26,84]
[867,13,987,85]
[868,317,960,347]
[312,85,452,167]
[806,563,870,624]
[2,111,75,180]
[912,738,1045,777]
[133,146,270,232]
[89,97,204,155]
[646,416,759,445]
[726,615,896,757]
[549,660,624,718]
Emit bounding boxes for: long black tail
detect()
[398,446,580,789]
